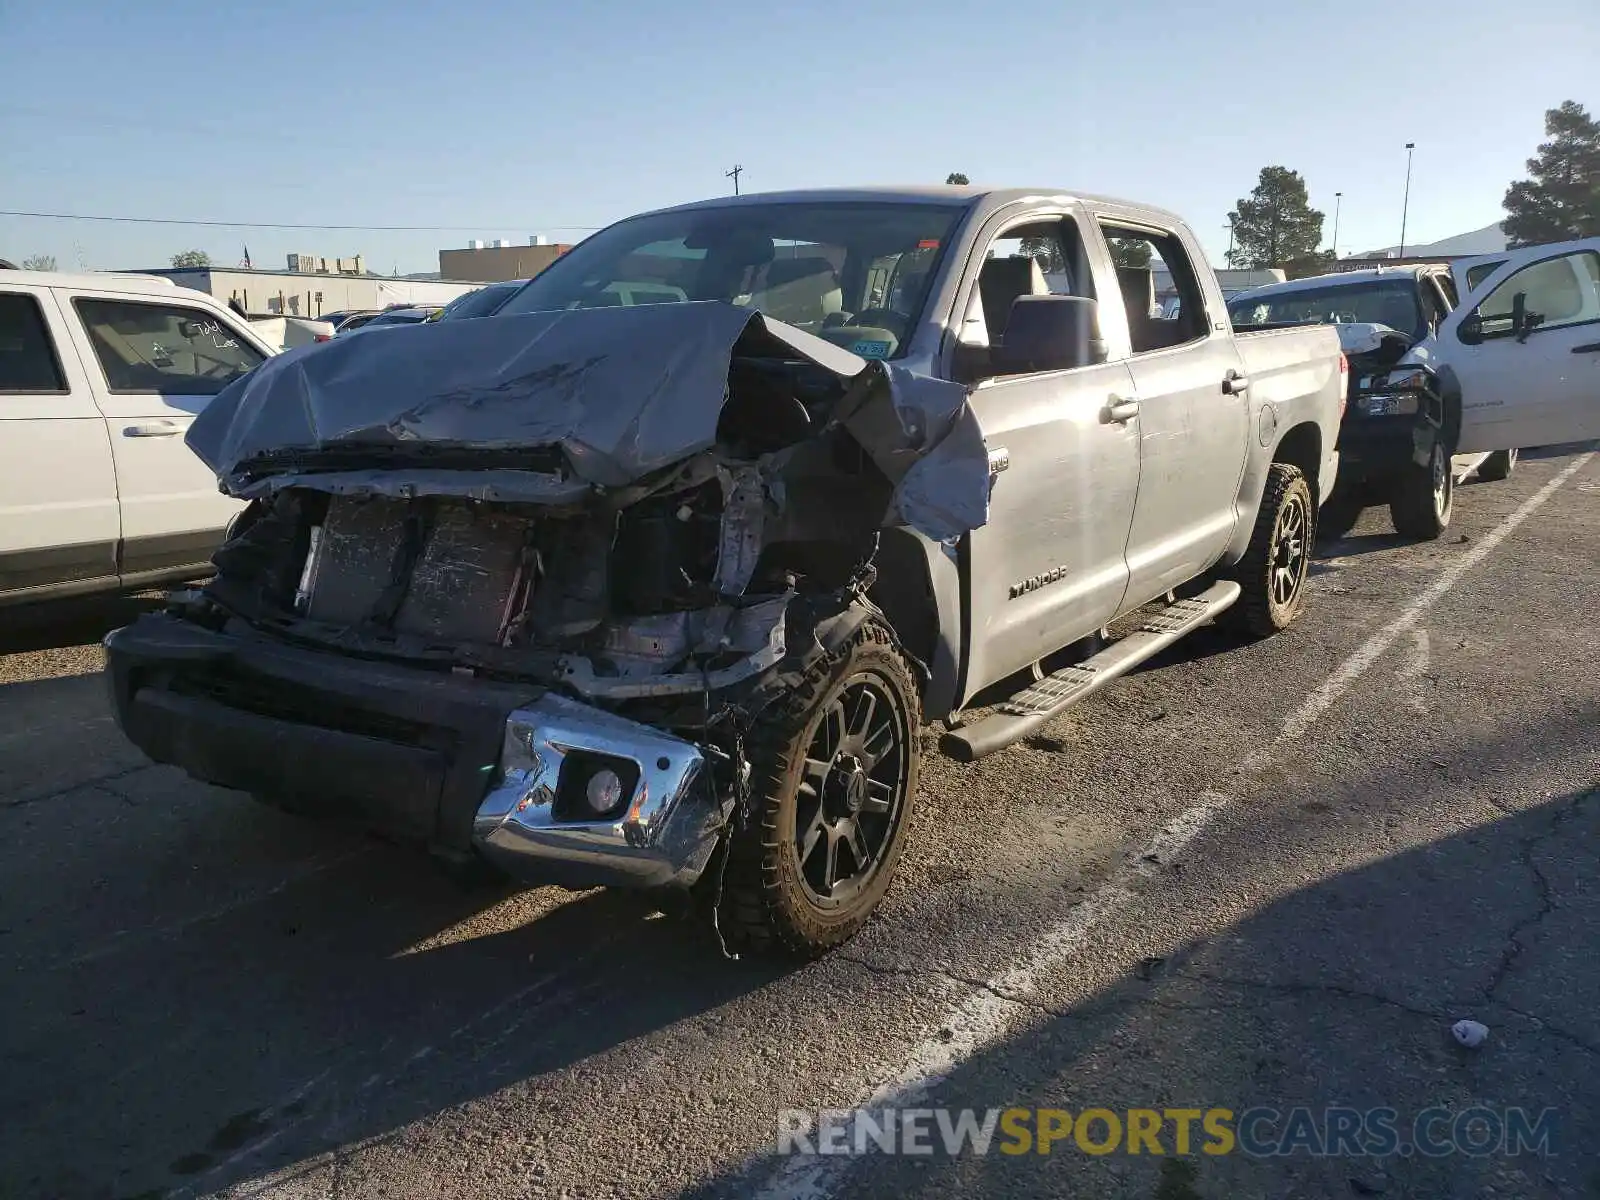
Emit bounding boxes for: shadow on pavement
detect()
[687,707,1599,1200]
[0,786,787,1200]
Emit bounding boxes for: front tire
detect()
[1390,440,1453,540]
[1478,448,1518,482]
[1223,463,1314,639]
[718,619,920,958]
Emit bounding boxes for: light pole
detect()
[1398,143,1415,258]
[1224,219,1235,267]
[1332,192,1342,260]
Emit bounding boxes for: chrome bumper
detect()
[471,694,730,890]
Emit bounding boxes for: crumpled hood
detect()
[186,301,990,541]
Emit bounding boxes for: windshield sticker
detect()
[851,339,893,358]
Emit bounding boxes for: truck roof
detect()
[0,268,181,293]
[639,186,1189,229]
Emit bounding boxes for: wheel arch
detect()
[1223,421,1324,564]
[866,528,962,723]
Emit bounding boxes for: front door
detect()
[961,359,1141,702]
[1440,239,1600,454]
[0,286,120,599]
[61,292,266,578]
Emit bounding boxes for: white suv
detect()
[0,270,277,606]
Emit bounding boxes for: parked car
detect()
[330,310,383,334]
[359,305,441,328]
[1,270,275,605]
[1229,244,1600,538]
[107,186,1347,956]
[431,280,529,321]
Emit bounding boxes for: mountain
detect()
[1356,222,1507,259]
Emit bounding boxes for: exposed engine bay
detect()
[181,301,991,730]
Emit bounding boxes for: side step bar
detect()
[939,580,1242,763]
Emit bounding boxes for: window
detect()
[1464,260,1506,293]
[494,201,967,358]
[1471,250,1600,339]
[1227,278,1426,341]
[74,298,266,395]
[1099,222,1207,354]
[0,292,68,393]
[1434,273,1459,309]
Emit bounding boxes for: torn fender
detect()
[186,301,990,541]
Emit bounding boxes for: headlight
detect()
[1382,367,1432,391]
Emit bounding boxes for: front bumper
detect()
[1337,411,1439,481]
[105,613,728,890]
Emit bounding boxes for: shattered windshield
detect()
[495,201,969,359]
[1228,278,1426,341]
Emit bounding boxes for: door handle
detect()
[1222,371,1249,394]
[1571,342,1600,354]
[1104,395,1141,424]
[124,421,182,437]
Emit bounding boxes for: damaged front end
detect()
[107,302,989,890]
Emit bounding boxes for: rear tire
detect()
[717,618,920,958]
[1390,441,1453,540]
[1478,448,1518,482]
[1223,463,1314,639]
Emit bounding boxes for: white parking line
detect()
[749,449,1596,1200]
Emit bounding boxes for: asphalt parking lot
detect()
[2,445,1596,1200]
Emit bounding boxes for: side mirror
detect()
[1457,313,1484,346]
[993,295,1107,375]
[1510,292,1528,342]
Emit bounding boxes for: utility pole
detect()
[1332,192,1343,260]
[726,164,743,196]
[1398,143,1415,258]
[1224,219,1235,267]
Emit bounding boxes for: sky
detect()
[2,0,1597,277]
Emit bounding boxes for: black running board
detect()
[939,581,1242,762]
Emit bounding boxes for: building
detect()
[137,265,482,318]
[439,236,572,283]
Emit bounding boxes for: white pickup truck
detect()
[0,270,274,605]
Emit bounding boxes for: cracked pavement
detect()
[1,447,1597,1200]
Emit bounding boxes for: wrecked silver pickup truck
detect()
[107,187,1344,956]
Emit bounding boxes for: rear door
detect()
[1439,239,1600,453]
[61,290,266,579]
[0,285,120,600]
[1092,216,1250,600]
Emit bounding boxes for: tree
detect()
[20,254,56,271]
[945,172,969,185]
[1502,100,1600,247]
[170,249,211,268]
[1227,167,1326,273]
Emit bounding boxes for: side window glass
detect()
[1434,274,1458,310]
[1464,261,1504,292]
[1098,223,1207,355]
[953,217,1093,382]
[73,298,266,395]
[0,292,69,393]
[1472,251,1600,339]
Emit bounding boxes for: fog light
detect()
[585,768,624,814]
